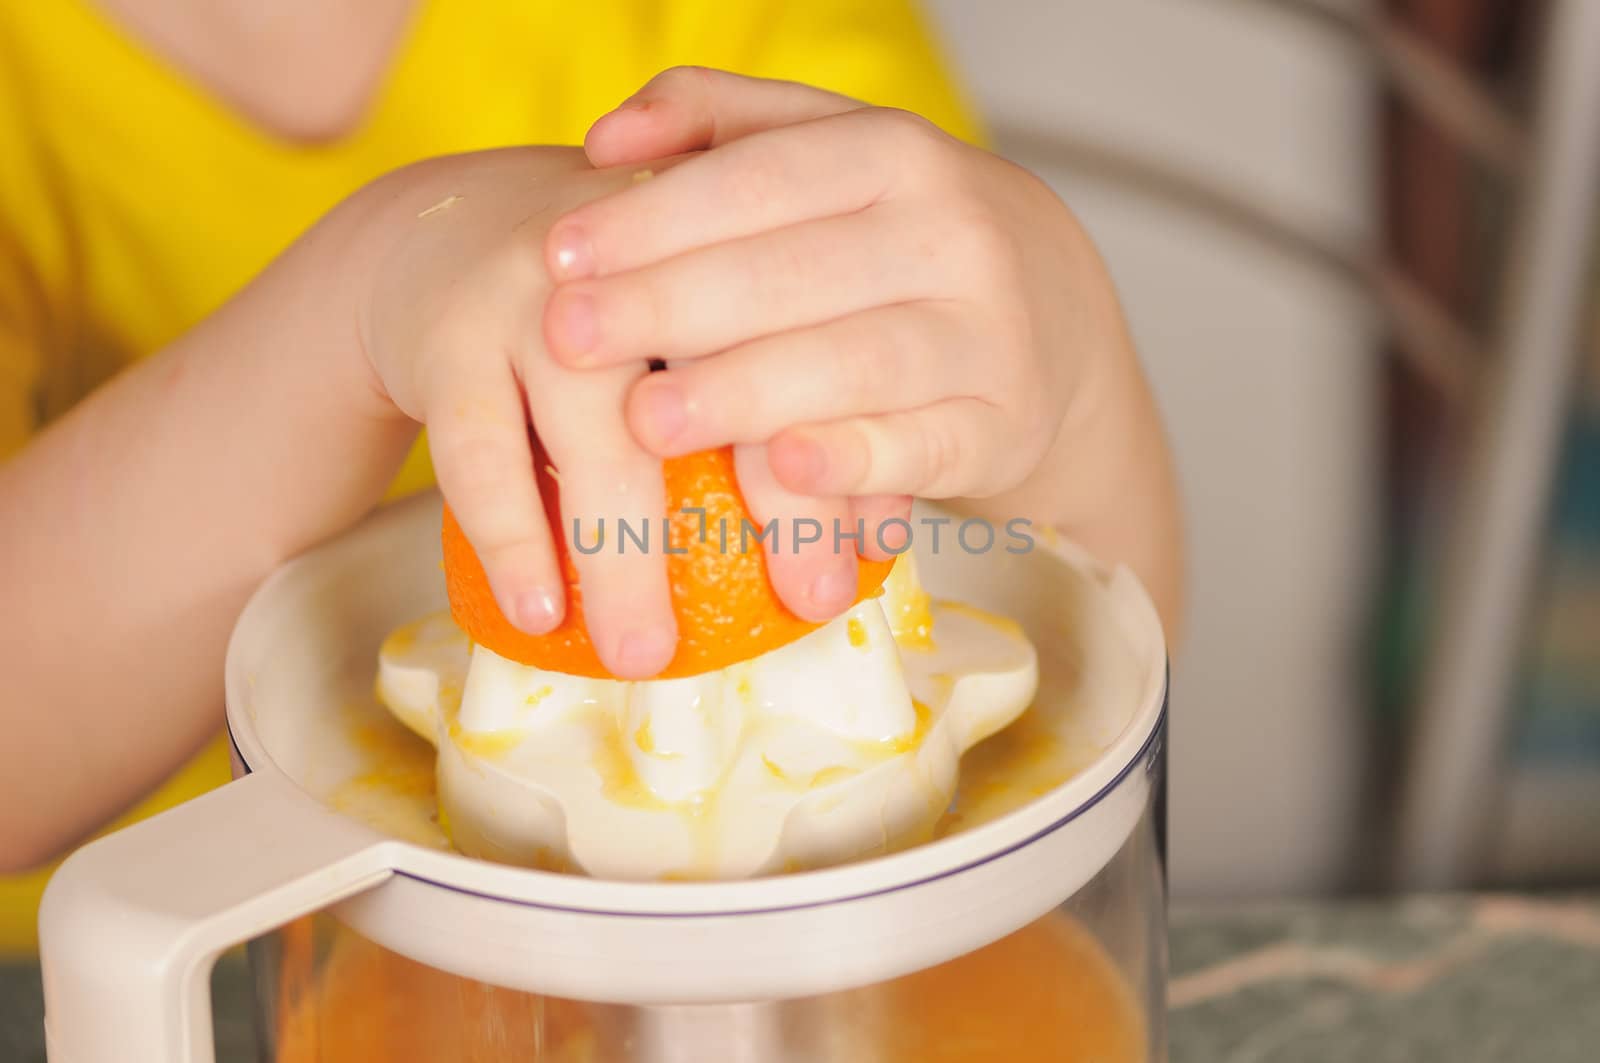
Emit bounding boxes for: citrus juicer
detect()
[39,492,1169,1062]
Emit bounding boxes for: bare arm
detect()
[0,189,414,871]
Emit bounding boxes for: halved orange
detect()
[442,446,893,679]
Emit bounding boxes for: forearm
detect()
[0,192,416,870]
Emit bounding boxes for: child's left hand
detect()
[541,68,1108,617]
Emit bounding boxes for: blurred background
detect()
[922,0,1600,900]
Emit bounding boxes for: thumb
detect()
[585,66,863,168]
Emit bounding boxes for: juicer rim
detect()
[225,681,1164,917]
[229,687,1165,917]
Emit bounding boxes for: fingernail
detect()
[808,563,856,613]
[614,627,676,677]
[637,383,688,449]
[550,224,595,280]
[877,518,910,554]
[514,587,561,634]
[549,291,598,360]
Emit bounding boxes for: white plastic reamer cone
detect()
[375,553,1039,880]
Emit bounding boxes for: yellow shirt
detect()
[0,0,979,951]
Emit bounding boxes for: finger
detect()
[550,107,937,281]
[425,358,564,634]
[767,399,1017,499]
[733,443,859,623]
[584,66,863,168]
[849,495,914,562]
[524,359,677,679]
[624,302,971,455]
[546,207,945,367]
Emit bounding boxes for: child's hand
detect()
[542,70,1107,607]
[357,148,693,678]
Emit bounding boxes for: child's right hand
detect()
[353,147,687,678]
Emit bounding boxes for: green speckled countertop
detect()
[1169,893,1600,1062]
[4,892,1597,1061]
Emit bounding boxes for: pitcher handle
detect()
[39,769,395,1063]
